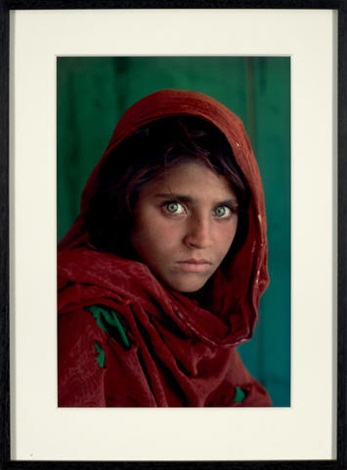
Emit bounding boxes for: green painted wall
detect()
[57,56,290,406]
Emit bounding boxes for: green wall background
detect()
[57,57,290,407]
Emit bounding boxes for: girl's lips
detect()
[179,259,211,264]
[176,260,212,273]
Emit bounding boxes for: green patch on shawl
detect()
[234,386,247,404]
[88,305,130,350]
[94,342,105,368]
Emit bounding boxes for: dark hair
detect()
[84,116,250,259]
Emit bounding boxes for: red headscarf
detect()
[58,90,271,407]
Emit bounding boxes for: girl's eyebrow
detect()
[154,193,194,204]
[154,193,239,207]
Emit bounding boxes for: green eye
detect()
[167,202,178,213]
[162,201,185,215]
[215,206,228,217]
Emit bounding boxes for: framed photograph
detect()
[1,1,346,468]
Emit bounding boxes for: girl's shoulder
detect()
[58,247,154,288]
[58,246,172,312]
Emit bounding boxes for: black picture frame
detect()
[1,1,346,469]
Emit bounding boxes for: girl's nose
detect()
[183,216,213,249]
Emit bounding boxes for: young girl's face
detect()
[131,162,239,293]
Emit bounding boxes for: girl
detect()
[58,89,271,407]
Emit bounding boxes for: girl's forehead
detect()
[141,161,237,200]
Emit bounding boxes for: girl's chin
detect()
[160,274,211,294]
